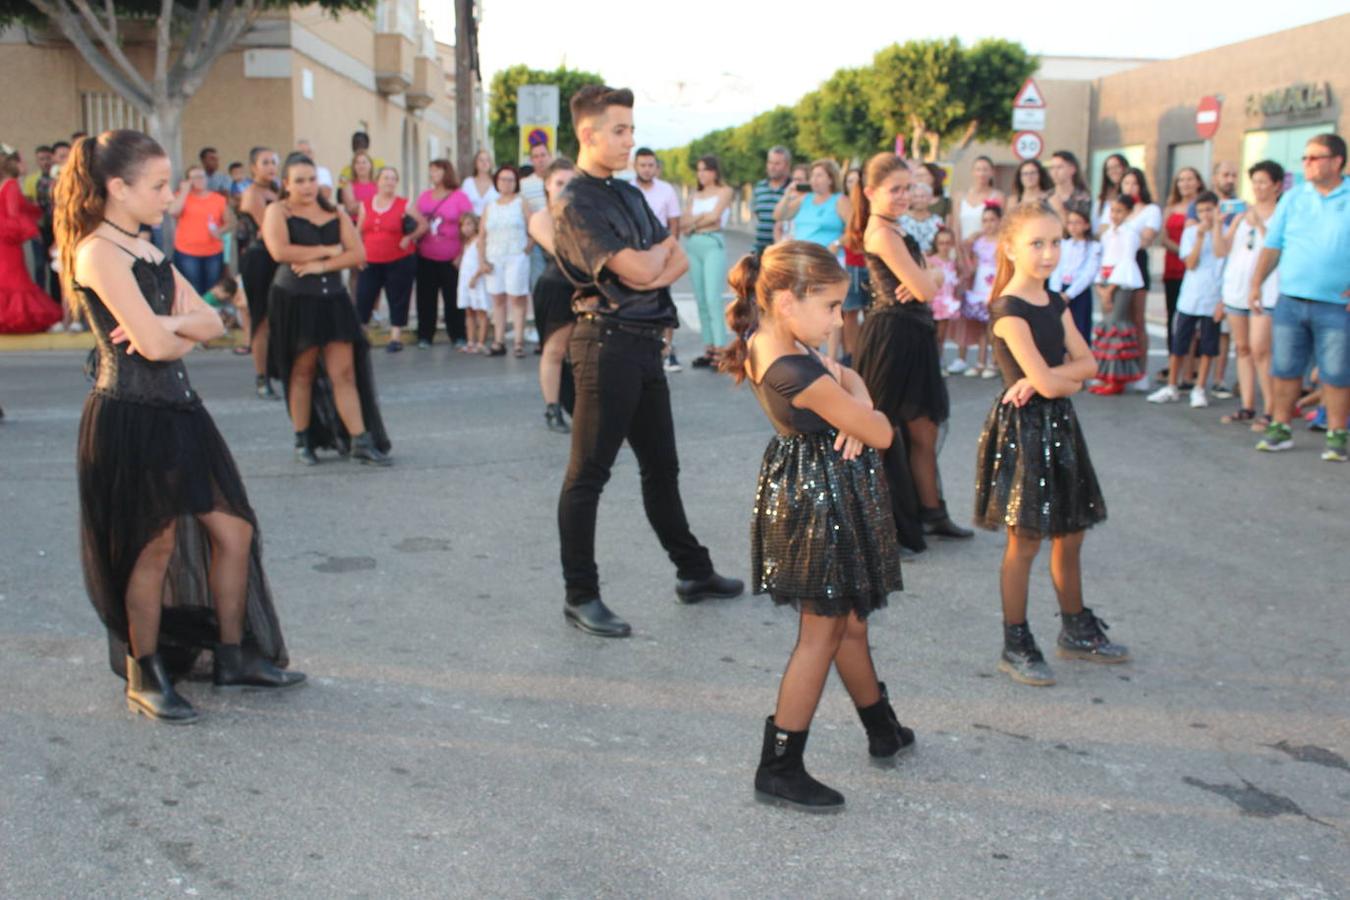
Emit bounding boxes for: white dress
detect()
[1099,225,1143,290]
[456,243,491,311]
[462,177,499,217]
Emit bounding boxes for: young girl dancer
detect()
[56,130,304,724]
[851,152,972,554]
[264,153,391,465]
[236,147,281,398]
[720,241,909,814]
[1089,195,1146,395]
[528,157,578,433]
[973,203,1128,687]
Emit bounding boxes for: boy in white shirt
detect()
[1149,191,1225,408]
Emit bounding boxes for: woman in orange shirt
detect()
[170,165,230,296]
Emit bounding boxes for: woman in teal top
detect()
[775,159,852,253]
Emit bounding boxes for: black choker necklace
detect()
[104,219,142,239]
[871,213,900,224]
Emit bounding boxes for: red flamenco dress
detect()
[0,177,61,334]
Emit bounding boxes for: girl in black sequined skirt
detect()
[721,242,911,814]
[974,204,1128,689]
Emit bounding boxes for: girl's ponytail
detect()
[719,251,762,383]
[52,136,106,317]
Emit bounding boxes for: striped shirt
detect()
[752,178,788,249]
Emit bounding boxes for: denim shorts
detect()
[1272,294,1350,387]
[843,265,871,311]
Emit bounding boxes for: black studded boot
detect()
[294,431,319,466]
[351,432,392,467]
[998,622,1056,686]
[125,653,199,724]
[753,717,845,813]
[256,374,279,400]
[855,681,916,766]
[544,403,570,434]
[213,643,307,690]
[1058,608,1130,663]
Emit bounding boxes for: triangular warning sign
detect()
[1013,78,1046,109]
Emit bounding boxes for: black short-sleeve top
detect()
[751,353,835,436]
[988,293,1067,388]
[552,171,676,326]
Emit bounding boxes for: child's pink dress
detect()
[927,254,961,321]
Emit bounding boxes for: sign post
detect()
[1011,77,1046,160]
[516,84,561,164]
[1195,95,1222,182]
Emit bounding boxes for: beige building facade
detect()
[0,1,486,193]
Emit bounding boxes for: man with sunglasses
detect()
[1250,133,1350,462]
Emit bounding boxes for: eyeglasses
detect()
[1302,154,1333,163]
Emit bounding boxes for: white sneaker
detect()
[981,367,998,379]
[947,358,969,375]
[963,365,981,378]
[1147,385,1181,404]
[48,322,66,334]
[1130,379,1153,394]
[69,321,86,333]
[1189,387,1209,408]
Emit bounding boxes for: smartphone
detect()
[1219,198,1247,217]
[795,183,812,193]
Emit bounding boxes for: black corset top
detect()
[272,215,346,296]
[81,252,200,409]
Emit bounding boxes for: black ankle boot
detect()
[1058,607,1130,663]
[855,681,916,766]
[213,643,307,690]
[921,502,975,539]
[999,623,1056,686]
[256,374,279,401]
[294,431,319,466]
[351,431,392,467]
[544,403,570,434]
[126,653,199,724]
[753,717,845,813]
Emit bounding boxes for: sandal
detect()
[1221,407,1255,424]
[1250,413,1273,433]
[488,343,507,357]
[513,344,526,358]
[232,345,252,356]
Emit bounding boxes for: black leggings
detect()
[415,255,464,343]
[355,256,416,327]
[1163,278,1182,353]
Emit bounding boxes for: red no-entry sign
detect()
[1195,96,1221,140]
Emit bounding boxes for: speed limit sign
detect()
[1012,131,1043,161]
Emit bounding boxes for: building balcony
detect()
[373,32,414,95]
[407,55,443,110]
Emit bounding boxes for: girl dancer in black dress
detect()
[55,130,304,724]
[527,156,577,433]
[237,147,281,399]
[973,202,1128,686]
[849,153,973,554]
[721,242,911,814]
[263,153,391,465]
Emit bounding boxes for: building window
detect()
[81,92,148,135]
[1242,123,1334,198]
[302,68,315,100]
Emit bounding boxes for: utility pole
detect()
[454,0,477,175]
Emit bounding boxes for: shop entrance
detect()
[1168,141,1207,195]
[1242,122,1335,197]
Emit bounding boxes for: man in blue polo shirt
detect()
[1250,133,1350,462]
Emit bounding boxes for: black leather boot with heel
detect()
[294,431,319,465]
[213,643,307,690]
[126,653,199,724]
[753,717,845,813]
[920,501,974,539]
[351,432,392,467]
[855,681,916,767]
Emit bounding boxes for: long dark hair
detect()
[1120,166,1154,206]
[1013,159,1052,203]
[1051,150,1089,193]
[719,242,847,383]
[428,158,460,190]
[1098,153,1129,203]
[1166,166,1206,206]
[696,154,724,188]
[53,130,168,313]
[278,152,337,212]
[845,152,907,254]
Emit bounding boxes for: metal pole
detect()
[454,0,475,176]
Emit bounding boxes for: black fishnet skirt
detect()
[751,432,903,619]
[77,393,290,679]
[973,395,1107,538]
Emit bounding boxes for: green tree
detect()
[796,68,883,164]
[488,64,606,166]
[0,0,373,174]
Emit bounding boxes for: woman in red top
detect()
[356,167,426,351]
[0,145,61,334]
[1160,167,1204,375]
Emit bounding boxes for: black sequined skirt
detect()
[974,395,1107,538]
[751,432,903,618]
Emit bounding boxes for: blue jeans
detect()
[174,250,223,298]
[685,232,728,346]
[1272,294,1350,387]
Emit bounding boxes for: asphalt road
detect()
[1,236,1347,898]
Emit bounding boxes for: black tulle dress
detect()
[974,294,1107,537]
[267,215,391,454]
[532,251,576,414]
[237,211,278,329]
[76,239,290,678]
[852,229,948,553]
[749,351,902,619]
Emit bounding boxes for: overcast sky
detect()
[424,1,1346,149]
